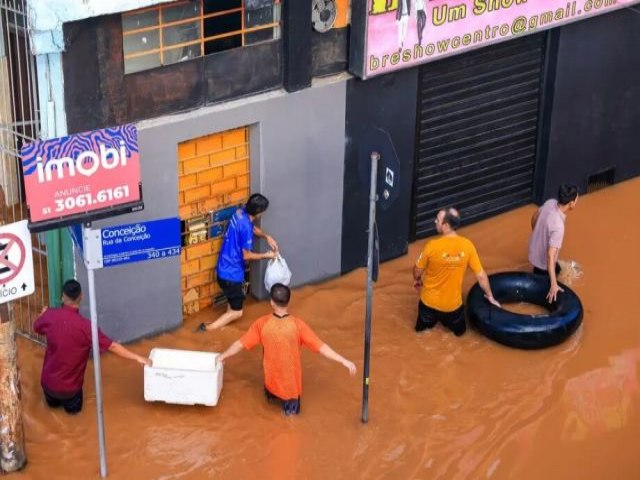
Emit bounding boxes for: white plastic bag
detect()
[264,254,292,292]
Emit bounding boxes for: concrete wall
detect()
[77,77,347,342]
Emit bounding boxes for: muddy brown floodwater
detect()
[13,178,640,479]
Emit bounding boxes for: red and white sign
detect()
[0,220,34,304]
[20,124,141,225]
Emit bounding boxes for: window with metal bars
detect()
[122,0,281,74]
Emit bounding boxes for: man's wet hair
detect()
[442,207,461,230]
[270,283,291,307]
[63,279,82,302]
[558,184,578,205]
[246,193,269,216]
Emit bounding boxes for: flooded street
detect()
[13,178,640,479]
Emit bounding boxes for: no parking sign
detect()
[0,220,34,304]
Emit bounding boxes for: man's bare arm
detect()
[413,266,424,291]
[546,247,564,303]
[242,249,276,261]
[253,225,278,251]
[475,270,501,307]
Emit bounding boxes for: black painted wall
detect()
[312,28,349,77]
[540,9,640,201]
[282,0,312,91]
[63,15,282,134]
[341,68,419,274]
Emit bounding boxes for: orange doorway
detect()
[177,127,250,315]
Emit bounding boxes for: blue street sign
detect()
[101,217,181,268]
[211,205,237,223]
[209,222,225,239]
[210,205,238,239]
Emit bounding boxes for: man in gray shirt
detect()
[528,184,579,303]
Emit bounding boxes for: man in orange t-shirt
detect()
[218,283,356,415]
[412,208,500,336]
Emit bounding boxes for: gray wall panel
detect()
[74,121,183,342]
[75,79,347,341]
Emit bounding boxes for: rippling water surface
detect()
[14,178,640,479]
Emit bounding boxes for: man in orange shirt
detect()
[413,208,500,336]
[218,283,356,415]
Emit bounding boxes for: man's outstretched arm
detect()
[319,344,356,376]
[218,340,245,364]
[474,270,501,307]
[546,246,564,303]
[108,342,151,366]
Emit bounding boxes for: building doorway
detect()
[177,126,250,315]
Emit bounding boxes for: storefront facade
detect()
[341,1,640,271]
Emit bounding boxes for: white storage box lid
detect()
[144,348,223,407]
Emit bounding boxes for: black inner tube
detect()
[467,272,583,350]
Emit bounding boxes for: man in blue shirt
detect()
[200,193,278,331]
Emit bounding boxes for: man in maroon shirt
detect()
[34,279,150,414]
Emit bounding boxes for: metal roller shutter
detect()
[412,34,546,239]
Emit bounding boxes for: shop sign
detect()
[21,124,143,231]
[0,220,34,304]
[350,0,640,79]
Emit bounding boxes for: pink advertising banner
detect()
[352,0,640,78]
[20,124,143,230]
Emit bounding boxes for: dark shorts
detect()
[415,301,466,336]
[533,263,561,276]
[217,277,245,311]
[264,387,301,416]
[43,388,83,414]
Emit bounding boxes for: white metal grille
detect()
[0,0,47,344]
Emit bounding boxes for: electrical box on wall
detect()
[183,215,209,246]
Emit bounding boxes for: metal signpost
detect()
[362,152,379,423]
[84,225,108,477]
[76,217,181,478]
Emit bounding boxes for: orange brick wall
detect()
[178,127,250,315]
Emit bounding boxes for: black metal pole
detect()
[362,151,379,423]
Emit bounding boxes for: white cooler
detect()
[144,348,223,407]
